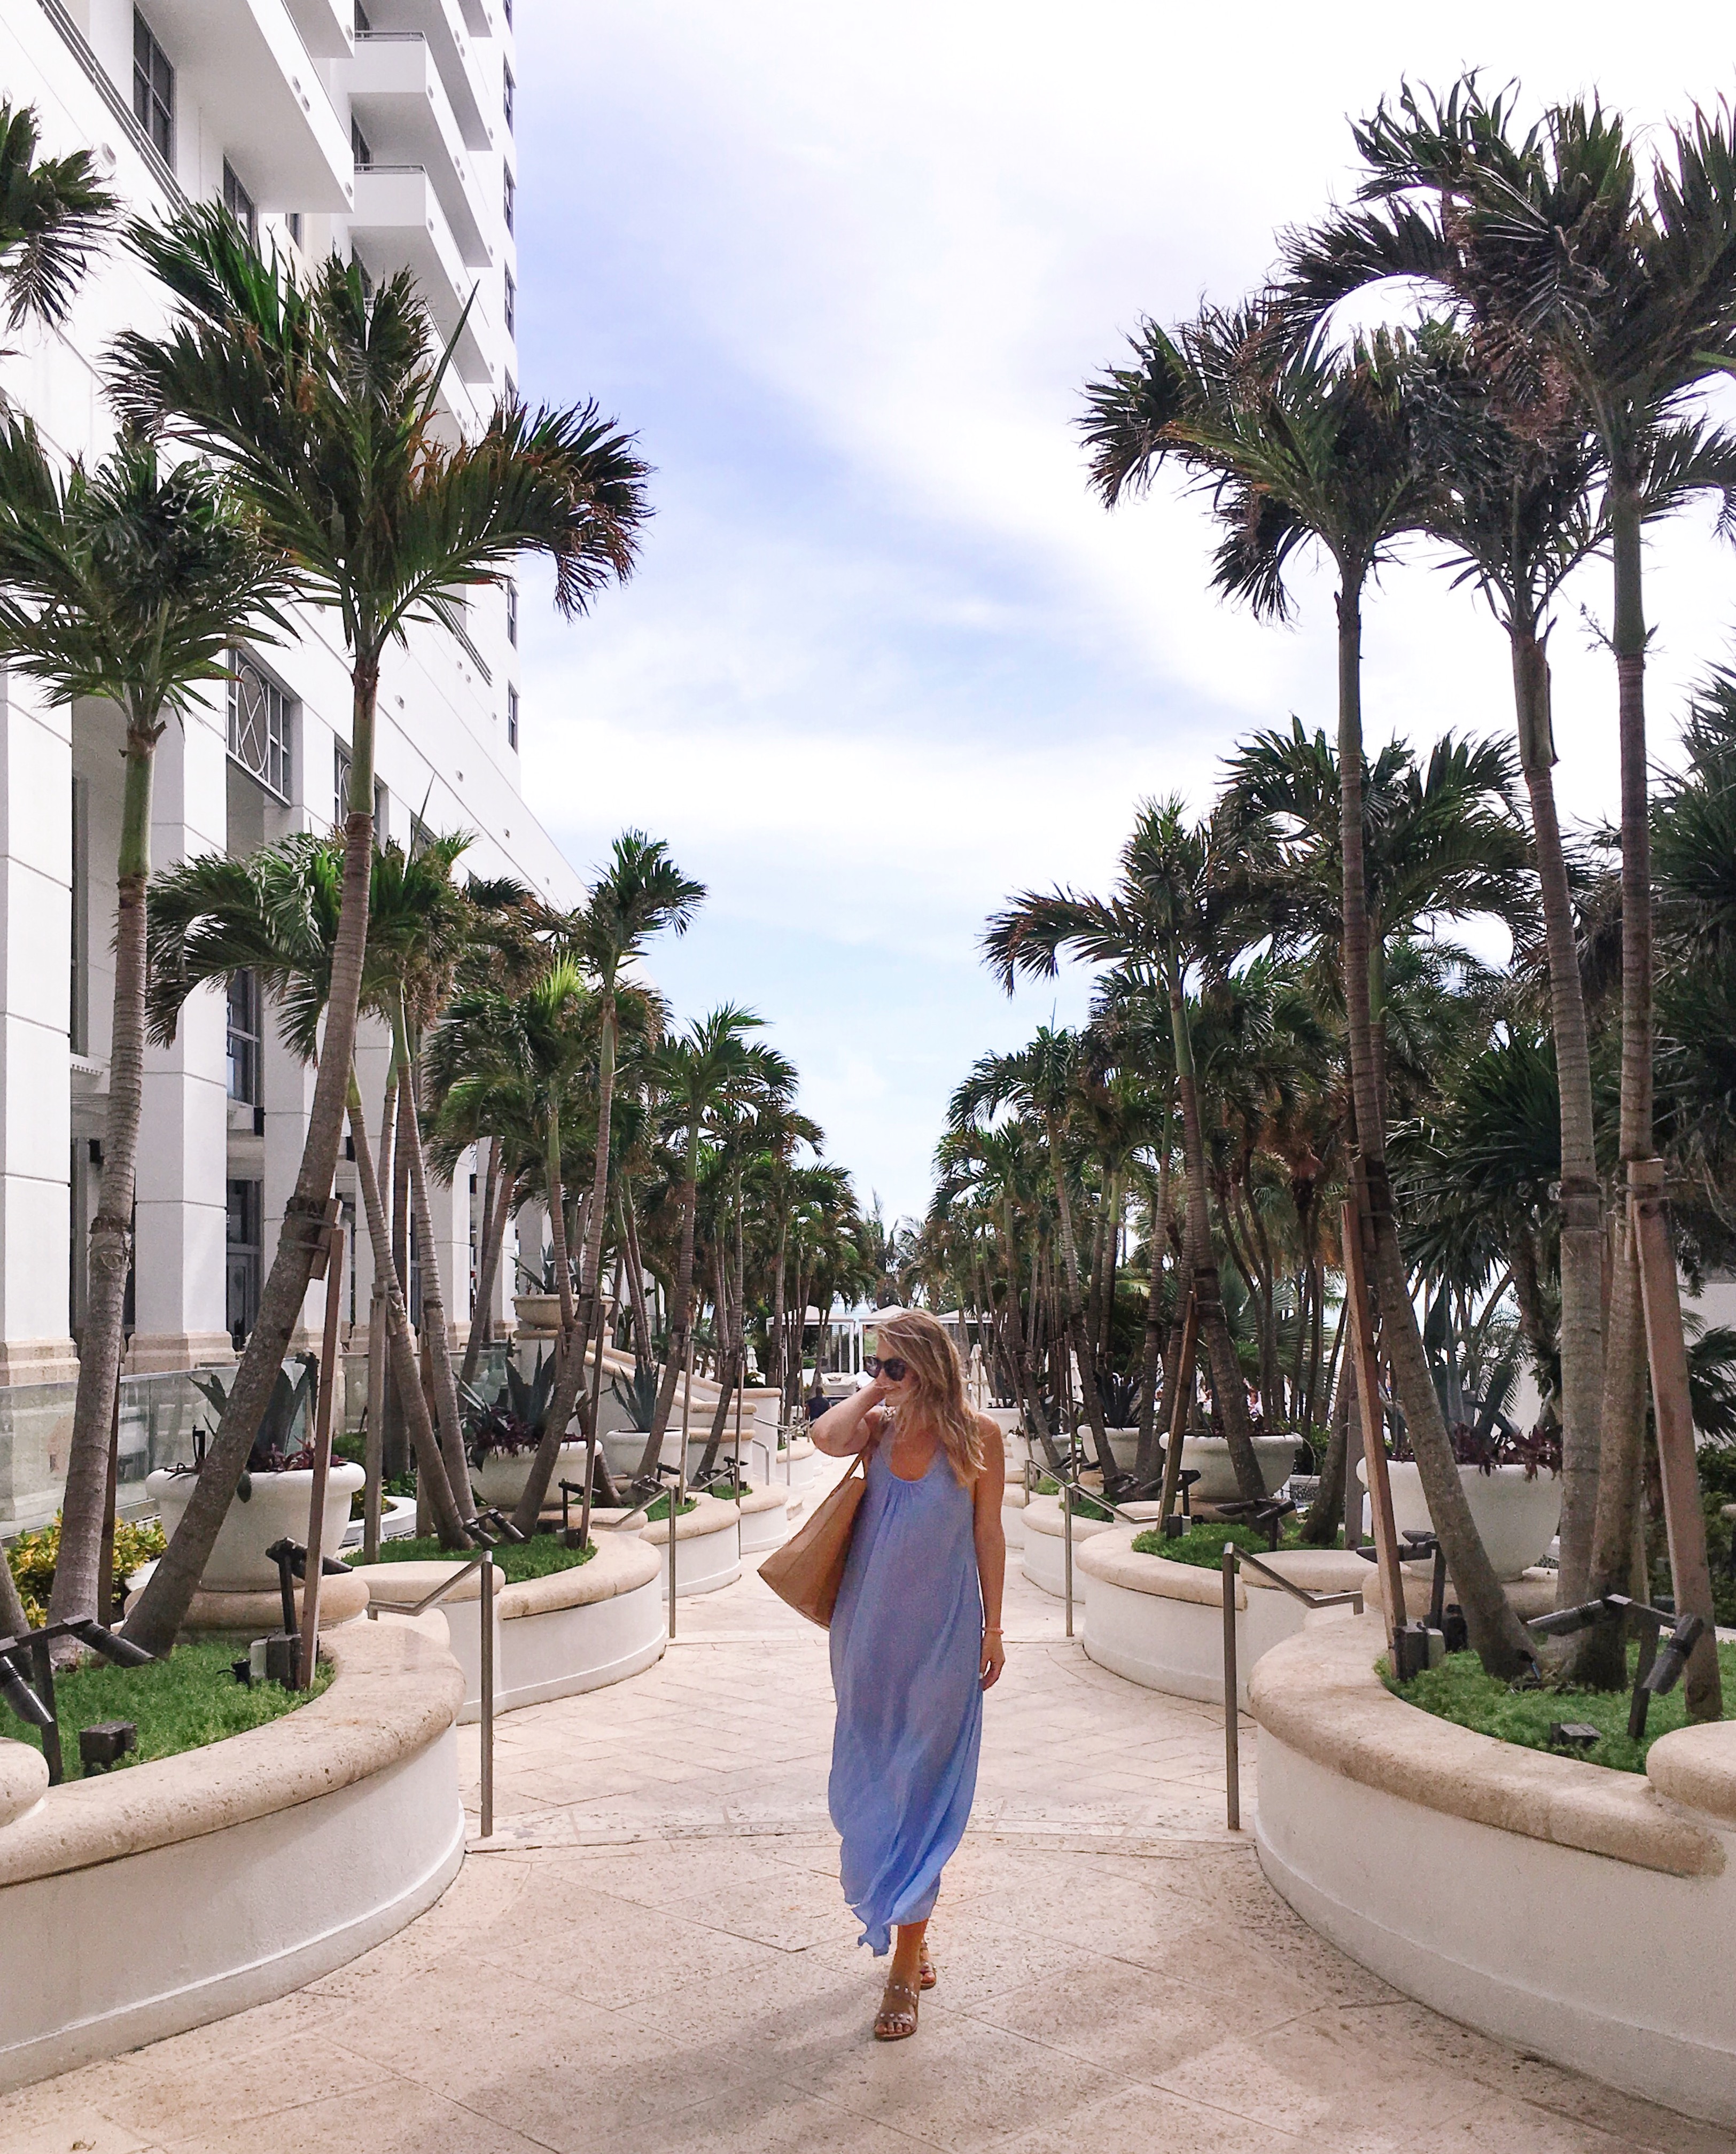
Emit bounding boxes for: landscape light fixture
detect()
[1526,1594,1707,1741]
[78,1719,137,1774]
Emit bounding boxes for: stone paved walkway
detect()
[3,1467,1722,2154]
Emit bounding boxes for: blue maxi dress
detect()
[828,1441,984,1955]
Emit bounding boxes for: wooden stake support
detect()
[298,1220,346,1691]
[1341,1194,1406,1654]
[1631,1160,1723,1721]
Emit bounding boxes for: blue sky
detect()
[514,1,1736,1228]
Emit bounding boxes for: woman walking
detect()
[814,1308,1006,2040]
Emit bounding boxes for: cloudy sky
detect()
[515,1,1736,1229]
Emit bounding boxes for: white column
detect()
[427,1140,472,1350]
[130,700,230,1372]
[262,1029,323,1356]
[0,668,75,1385]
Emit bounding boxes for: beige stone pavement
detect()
[2,1466,1721,2154]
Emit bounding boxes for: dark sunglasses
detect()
[865,1355,908,1382]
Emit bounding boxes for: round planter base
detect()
[162,1573,373,1634]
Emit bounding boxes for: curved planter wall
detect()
[1001,1489,1027,1549]
[735,1488,790,1554]
[147,1463,364,1591]
[1077,1529,1368,1705]
[0,1617,464,2094]
[1020,1495,1114,1597]
[0,1740,46,1832]
[641,1499,742,1596]
[352,1533,667,1723]
[1250,1618,1736,2126]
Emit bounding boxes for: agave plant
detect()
[609,1361,660,1433]
[188,1356,318,1490]
[462,1351,558,1465]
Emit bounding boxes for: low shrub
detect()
[1130,1517,1305,1568]
[7,1513,167,1629]
[345,1533,596,1584]
[1030,1476,1114,1523]
[1384,1639,1736,1774]
[0,1635,330,1767]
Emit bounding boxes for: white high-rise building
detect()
[0,1,579,1520]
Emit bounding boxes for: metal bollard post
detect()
[1222,1545,1240,1832]
[479,1552,495,1841]
[1063,1479,1075,1640]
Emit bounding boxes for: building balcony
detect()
[348,35,492,267]
[355,0,497,152]
[137,0,353,212]
[283,0,355,58]
[349,166,494,383]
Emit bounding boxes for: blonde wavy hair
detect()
[876,1309,986,1488]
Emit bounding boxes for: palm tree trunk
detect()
[127,668,384,1654]
[507,1122,589,1535]
[640,1123,700,1479]
[1580,479,1717,1698]
[1135,1100,1176,1480]
[1334,583,1532,1677]
[622,1191,654,1369]
[1512,627,1605,1607]
[51,722,155,1631]
[399,1029,476,1524]
[343,1073,464,1543]
[1044,1114,1114,1477]
[462,1142,513,1385]
[1166,956,1265,1502]
[771,1214,789,1400]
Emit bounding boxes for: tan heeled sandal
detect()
[874,1976,920,2040]
[920,1944,936,1991]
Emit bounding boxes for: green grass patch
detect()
[1383,1639,1736,1774]
[1131,1518,1307,1567]
[704,1481,751,1500]
[1030,1477,1115,1523]
[642,1494,698,1524]
[344,1533,596,1583]
[0,1636,331,1770]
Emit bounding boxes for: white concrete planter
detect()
[147,1462,364,1591]
[512,1292,563,1332]
[1161,1434,1296,1505]
[1251,1617,1736,2127]
[640,1496,742,1596]
[734,1486,790,1554]
[470,1441,592,1513]
[352,1533,666,1723]
[1020,1493,1115,1597]
[0,1741,46,1832]
[1078,1527,1368,1706]
[1360,1459,1561,1581]
[0,1616,463,2094]
[983,1406,1023,1439]
[1001,1487,1027,1549]
[339,1491,418,1551]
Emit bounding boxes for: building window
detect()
[334,744,388,832]
[506,579,517,647]
[226,1179,262,1347]
[504,369,516,405]
[133,10,174,163]
[507,683,519,751]
[504,267,515,337]
[503,166,515,236]
[228,650,292,802]
[352,118,373,169]
[222,162,257,246]
[227,970,261,1105]
[286,210,302,246]
[503,62,515,135]
[409,813,432,859]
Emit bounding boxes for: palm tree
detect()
[113,205,650,1654]
[629,1008,797,1489]
[982,803,1276,1502]
[1283,81,1736,1698]
[544,833,705,1482]
[0,429,292,1633]
[142,833,478,1544]
[1081,302,1535,1674]
[950,1028,1128,1486]
[0,100,113,337]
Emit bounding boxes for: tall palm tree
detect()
[142,833,480,1543]
[113,205,650,1654]
[536,833,705,1502]
[982,806,1270,1500]
[1081,303,1535,1673]
[0,100,113,337]
[1283,80,1736,1695]
[0,429,292,1633]
[629,1008,797,1490]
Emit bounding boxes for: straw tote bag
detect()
[758,1441,873,1628]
